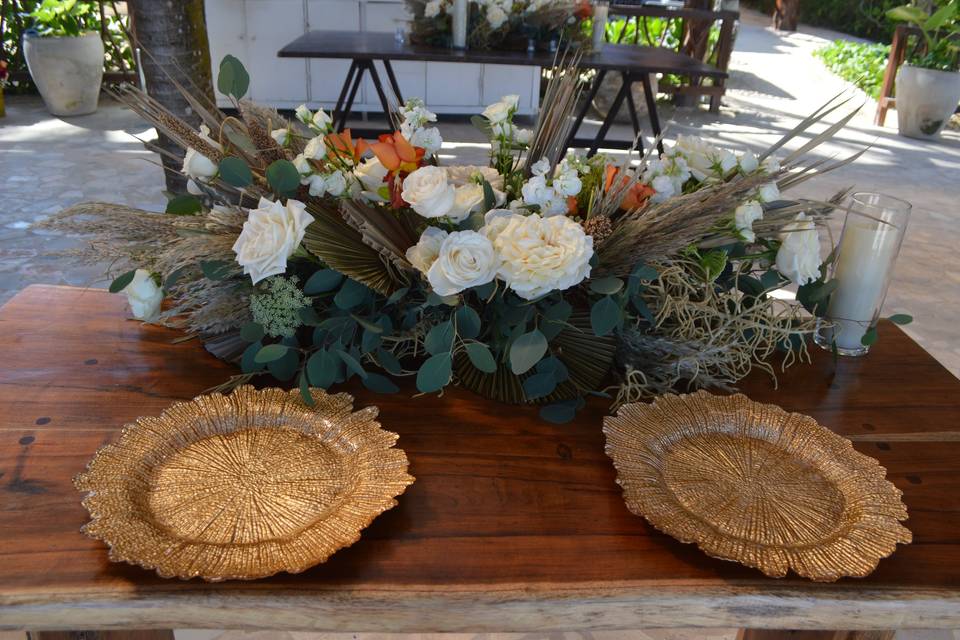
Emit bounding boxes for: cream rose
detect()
[482,95,519,123]
[775,213,822,286]
[427,231,499,296]
[493,214,594,300]
[181,147,218,181]
[232,197,315,285]
[480,209,520,243]
[448,184,486,222]
[122,269,163,321]
[406,226,448,274]
[401,166,456,218]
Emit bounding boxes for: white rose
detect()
[447,165,503,190]
[553,171,582,197]
[775,213,822,286]
[738,151,759,174]
[181,147,218,181]
[427,231,499,296]
[293,154,312,176]
[758,181,781,203]
[719,150,738,174]
[521,175,553,207]
[270,128,290,146]
[312,109,332,132]
[232,197,315,285]
[324,170,347,196]
[734,200,764,243]
[122,269,163,322]
[670,135,728,181]
[487,5,508,28]
[480,209,520,243]
[295,104,312,124]
[406,226,448,274]
[448,183,486,222]
[424,0,442,17]
[186,179,203,195]
[762,156,781,173]
[304,135,326,159]
[401,166,456,218]
[493,214,594,300]
[514,128,533,144]
[410,126,443,156]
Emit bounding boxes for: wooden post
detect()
[875,24,910,126]
[773,0,800,31]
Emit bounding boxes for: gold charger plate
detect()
[603,391,911,582]
[75,385,415,581]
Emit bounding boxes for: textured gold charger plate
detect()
[603,391,911,582]
[75,386,415,581]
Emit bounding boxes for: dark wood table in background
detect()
[279,31,727,155]
[1,285,959,637]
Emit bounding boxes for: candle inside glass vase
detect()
[452,0,468,49]
[814,193,911,356]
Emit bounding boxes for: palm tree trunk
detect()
[127,0,214,194]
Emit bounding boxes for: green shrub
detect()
[743,0,902,42]
[814,39,891,99]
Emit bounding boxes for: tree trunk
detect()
[773,0,800,31]
[127,0,214,194]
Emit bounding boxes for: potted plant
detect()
[888,1,960,139]
[22,0,104,116]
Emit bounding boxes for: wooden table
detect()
[278,31,727,156]
[1,285,960,637]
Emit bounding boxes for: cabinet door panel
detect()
[426,62,482,107]
[245,0,308,104]
[307,0,361,104]
[482,64,540,114]
[204,0,249,108]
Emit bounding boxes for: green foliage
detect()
[165,194,203,216]
[509,329,548,375]
[108,269,136,294]
[744,0,903,41]
[887,1,959,71]
[815,40,892,99]
[219,157,253,188]
[217,54,250,101]
[265,159,300,195]
[28,0,98,37]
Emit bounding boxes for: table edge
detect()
[2,584,959,631]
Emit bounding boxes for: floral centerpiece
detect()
[46,56,859,423]
[407,0,591,51]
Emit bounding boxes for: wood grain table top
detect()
[278,31,727,77]
[0,285,958,632]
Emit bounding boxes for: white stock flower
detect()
[406,226,448,274]
[312,109,332,132]
[232,197,315,285]
[325,171,347,196]
[514,128,533,144]
[541,195,570,217]
[304,135,326,159]
[487,5,508,28]
[738,151,759,174]
[410,126,443,156]
[295,104,312,123]
[181,147,218,181]
[122,269,163,322]
[401,166,456,218]
[734,201,764,243]
[493,214,593,300]
[553,171,582,197]
[531,158,551,176]
[521,175,554,207]
[427,231,499,296]
[775,212,822,286]
[306,174,327,196]
[650,174,678,202]
[424,0,442,17]
[758,181,781,203]
[270,128,290,146]
[482,94,519,123]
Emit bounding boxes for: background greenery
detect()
[744,0,903,41]
[814,40,891,98]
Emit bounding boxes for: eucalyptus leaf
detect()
[455,306,482,340]
[334,279,370,310]
[481,180,497,211]
[219,156,252,188]
[241,341,265,373]
[539,398,583,424]
[888,313,913,325]
[377,348,404,375]
[108,269,136,294]
[165,194,202,215]
[523,372,557,400]
[266,159,301,195]
[509,329,548,375]
[425,321,455,355]
[240,322,265,343]
[590,277,624,295]
[465,342,497,373]
[861,326,879,346]
[307,349,340,388]
[299,370,316,406]
[268,348,299,381]
[590,296,621,337]
[254,343,288,364]
[217,54,250,100]
[417,352,453,393]
[336,349,368,380]
[304,269,344,294]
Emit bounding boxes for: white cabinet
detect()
[204,0,540,115]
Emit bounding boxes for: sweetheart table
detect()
[1,285,959,638]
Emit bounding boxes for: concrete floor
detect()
[0,9,958,640]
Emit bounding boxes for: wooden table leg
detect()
[28,632,174,640]
[738,630,895,640]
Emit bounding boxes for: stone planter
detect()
[895,64,960,139]
[23,31,104,117]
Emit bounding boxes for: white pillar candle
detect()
[452,0,468,49]
[592,3,609,50]
[823,217,901,350]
